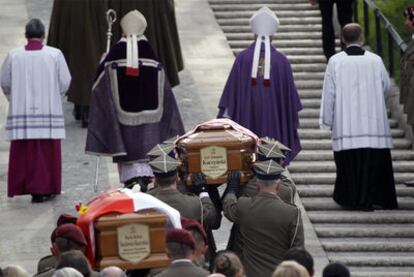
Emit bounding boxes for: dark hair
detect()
[156,174,177,187]
[56,250,92,277]
[213,251,243,277]
[283,247,314,276]
[25,18,45,39]
[166,242,193,259]
[188,228,205,246]
[55,237,84,253]
[322,262,350,277]
[342,23,362,44]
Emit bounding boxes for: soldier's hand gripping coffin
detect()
[176,119,257,185]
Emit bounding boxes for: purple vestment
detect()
[86,38,185,162]
[218,43,302,164]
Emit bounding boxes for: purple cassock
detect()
[217,43,302,165]
[86,38,185,162]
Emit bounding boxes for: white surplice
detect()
[0,46,71,141]
[319,49,393,151]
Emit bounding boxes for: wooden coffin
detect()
[176,124,255,185]
[94,210,169,270]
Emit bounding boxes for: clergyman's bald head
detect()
[342,23,363,45]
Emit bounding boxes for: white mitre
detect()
[120,10,147,76]
[249,7,280,86]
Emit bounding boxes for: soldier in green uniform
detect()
[147,154,217,228]
[35,224,99,277]
[227,139,298,257]
[156,229,209,277]
[223,159,304,277]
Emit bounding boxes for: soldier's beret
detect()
[54,223,87,247]
[181,217,208,244]
[166,228,196,250]
[51,214,79,243]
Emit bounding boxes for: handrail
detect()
[354,0,408,77]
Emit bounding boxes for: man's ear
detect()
[51,243,59,256]
[276,180,281,191]
[201,244,208,255]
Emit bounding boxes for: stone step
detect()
[302,197,414,211]
[209,0,311,5]
[299,108,321,118]
[315,224,414,238]
[296,184,414,198]
[328,252,414,267]
[229,39,331,48]
[292,63,326,72]
[288,55,327,64]
[234,47,327,57]
[296,82,322,91]
[349,267,414,277]
[298,89,322,99]
[234,46,339,56]
[321,238,414,252]
[298,128,404,139]
[211,3,318,12]
[299,108,392,119]
[224,25,321,34]
[293,72,325,82]
[290,159,413,172]
[292,172,414,184]
[226,32,322,41]
[219,17,322,26]
[294,149,414,161]
[298,138,411,150]
[215,10,320,19]
[299,118,398,128]
[309,211,414,224]
[300,98,321,109]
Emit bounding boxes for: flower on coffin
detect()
[75,203,89,216]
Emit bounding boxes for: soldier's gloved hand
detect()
[227,171,241,195]
[189,172,208,195]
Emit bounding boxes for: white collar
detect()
[346,43,362,48]
[171,259,192,264]
[119,36,147,43]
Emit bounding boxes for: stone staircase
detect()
[208,0,414,276]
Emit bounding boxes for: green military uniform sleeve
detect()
[290,207,305,248]
[200,196,217,227]
[222,193,239,223]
